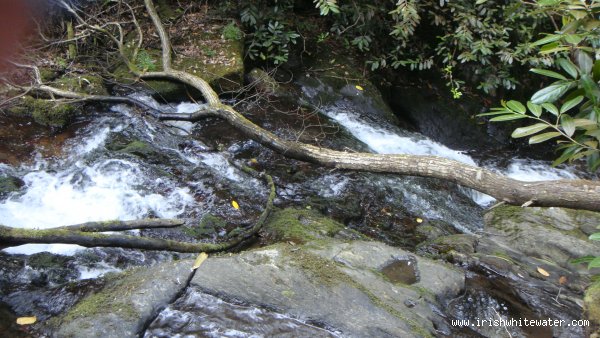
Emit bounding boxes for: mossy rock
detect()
[60,270,139,324]
[107,136,167,162]
[51,74,108,96]
[6,96,76,128]
[27,252,72,270]
[246,68,279,94]
[117,140,156,158]
[183,214,226,238]
[0,176,23,197]
[262,208,345,244]
[585,282,600,326]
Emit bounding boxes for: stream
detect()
[0,73,593,337]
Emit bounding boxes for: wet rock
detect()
[387,83,501,151]
[246,68,280,95]
[145,288,339,337]
[188,240,464,337]
[6,96,76,128]
[484,206,600,276]
[54,259,193,338]
[5,278,104,322]
[0,175,24,197]
[298,55,403,127]
[420,206,600,338]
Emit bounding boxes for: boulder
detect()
[189,240,464,337]
[54,259,193,338]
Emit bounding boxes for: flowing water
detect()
[0,83,591,336]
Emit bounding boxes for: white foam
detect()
[200,153,244,182]
[323,110,477,165]
[78,263,122,280]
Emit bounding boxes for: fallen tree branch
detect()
[57,218,185,232]
[0,170,276,252]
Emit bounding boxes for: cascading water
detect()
[307,84,583,211]
[0,95,267,258]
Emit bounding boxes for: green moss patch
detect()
[183,214,227,238]
[262,208,345,244]
[61,270,139,323]
[7,96,76,128]
[52,74,107,96]
[585,282,600,325]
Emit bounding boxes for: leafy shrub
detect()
[223,22,243,41]
[136,50,156,71]
[480,0,600,172]
[241,2,300,65]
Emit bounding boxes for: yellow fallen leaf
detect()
[537,267,550,277]
[191,252,208,270]
[355,85,364,91]
[558,276,567,285]
[231,200,239,210]
[16,316,36,325]
[416,218,423,223]
[249,158,258,164]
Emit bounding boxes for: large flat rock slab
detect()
[191,240,464,337]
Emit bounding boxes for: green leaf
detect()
[506,100,526,114]
[585,129,600,139]
[593,60,600,81]
[489,114,529,122]
[589,257,600,269]
[532,34,562,46]
[531,81,576,104]
[512,123,549,138]
[527,101,542,117]
[581,75,600,104]
[539,44,570,55]
[557,59,579,79]
[576,50,593,74]
[478,110,511,116]
[560,95,584,114]
[553,146,578,166]
[542,103,559,116]
[529,132,561,144]
[570,255,596,264]
[560,114,576,137]
[563,34,583,45]
[573,118,597,127]
[530,68,567,80]
[590,233,600,241]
